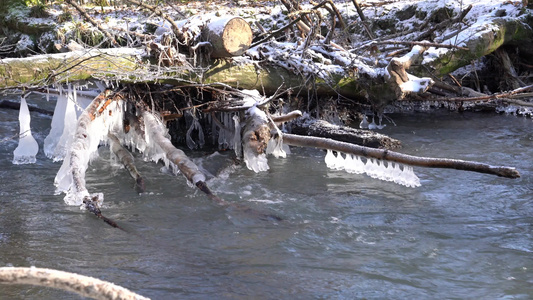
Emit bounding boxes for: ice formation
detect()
[232,114,242,158]
[12,95,39,164]
[324,151,421,187]
[54,97,125,206]
[186,115,205,150]
[241,92,271,173]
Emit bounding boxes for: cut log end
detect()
[207,17,252,58]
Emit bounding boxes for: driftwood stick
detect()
[0,267,149,300]
[282,133,520,179]
[428,84,533,104]
[108,133,145,193]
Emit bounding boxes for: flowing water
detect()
[0,93,532,299]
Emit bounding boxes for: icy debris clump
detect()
[12,96,39,165]
[324,151,421,188]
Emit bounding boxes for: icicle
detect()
[54,86,78,161]
[186,117,205,150]
[344,154,354,173]
[233,114,242,158]
[377,113,387,129]
[359,115,369,129]
[364,158,377,178]
[44,91,68,159]
[368,116,378,130]
[352,155,365,174]
[12,95,39,164]
[334,152,345,170]
[186,120,197,149]
[399,165,421,187]
[324,149,335,169]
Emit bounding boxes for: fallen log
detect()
[291,118,402,149]
[202,16,253,58]
[0,48,142,89]
[282,133,520,179]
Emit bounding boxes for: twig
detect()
[370,40,469,51]
[251,14,308,48]
[416,4,472,41]
[427,84,533,104]
[351,0,374,39]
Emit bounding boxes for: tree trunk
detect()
[203,17,253,58]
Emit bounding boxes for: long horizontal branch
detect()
[282,133,520,178]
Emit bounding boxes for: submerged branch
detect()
[108,133,145,193]
[282,133,520,179]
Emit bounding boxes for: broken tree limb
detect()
[387,45,434,99]
[291,118,402,149]
[0,267,149,300]
[108,133,145,193]
[282,133,520,179]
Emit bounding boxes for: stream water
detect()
[0,93,532,299]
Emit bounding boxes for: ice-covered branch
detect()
[0,267,149,300]
[54,89,127,228]
[283,133,520,179]
[141,110,228,204]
